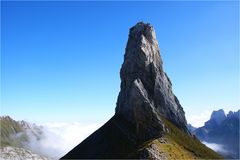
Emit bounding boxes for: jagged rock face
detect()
[116,22,188,140]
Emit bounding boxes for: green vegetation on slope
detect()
[161,117,223,159]
[152,138,196,159]
[0,116,28,147]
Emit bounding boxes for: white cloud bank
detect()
[202,141,228,154]
[25,122,102,159]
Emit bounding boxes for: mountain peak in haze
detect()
[209,109,226,125]
[193,109,239,158]
[61,22,221,159]
[227,110,240,119]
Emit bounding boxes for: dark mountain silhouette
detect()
[61,22,222,159]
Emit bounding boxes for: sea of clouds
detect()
[24,122,102,159]
[12,113,232,160]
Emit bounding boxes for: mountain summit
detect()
[61,22,221,159]
[209,109,226,125]
[116,22,188,139]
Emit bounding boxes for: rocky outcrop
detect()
[0,146,50,160]
[61,22,221,159]
[116,22,188,140]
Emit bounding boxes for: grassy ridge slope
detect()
[161,117,223,159]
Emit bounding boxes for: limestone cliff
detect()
[116,22,188,142]
[61,22,222,159]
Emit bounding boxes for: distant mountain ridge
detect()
[193,109,240,159]
[0,116,51,160]
[187,124,196,132]
[0,116,42,147]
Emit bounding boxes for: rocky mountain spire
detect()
[61,22,222,159]
[116,22,188,137]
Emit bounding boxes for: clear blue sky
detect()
[1,1,239,125]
